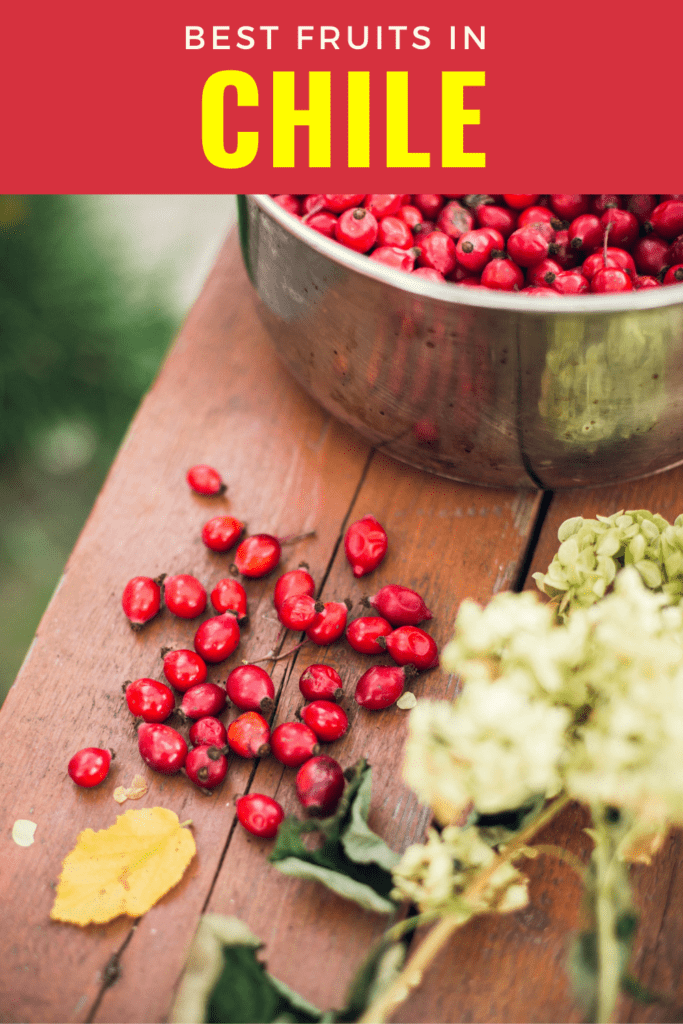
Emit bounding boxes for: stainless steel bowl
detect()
[238,194,683,489]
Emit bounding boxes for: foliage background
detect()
[0,195,235,703]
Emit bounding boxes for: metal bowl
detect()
[238,194,683,489]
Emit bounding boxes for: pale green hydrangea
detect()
[405,568,683,831]
[533,509,683,619]
[391,825,528,918]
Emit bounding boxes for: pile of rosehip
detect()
[67,464,436,840]
[270,193,683,294]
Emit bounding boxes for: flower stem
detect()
[357,793,571,1023]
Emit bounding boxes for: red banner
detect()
[2,0,681,192]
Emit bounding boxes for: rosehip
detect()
[300,701,349,742]
[436,201,474,241]
[552,270,590,294]
[411,267,445,282]
[634,275,661,289]
[377,215,413,249]
[187,465,225,496]
[68,747,112,788]
[164,574,207,619]
[324,194,366,213]
[202,516,244,553]
[363,194,402,218]
[650,200,683,240]
[194,614,240,663]
[600,208,639,249]
[480,256,524,290]
[299,664,343,702]
[227,711,271,758]
[302,194,325,215]
[667,234,683,265]
[591,195,621,214]
[236,794,284,838]
[369,246,417,272]
[633,236,670,277]
[346,615,393,654]
[591,267,634,293]
[185,745,228,790]
[306,601,349,644]
[270,722,319,767]
[296,756,345,816]
[273,194,301,215]
[549,195,590,220]
[125,678,175,722]
[211,578,248,622]
[344,514,388,578]
[455,228,502,272]
[278,593,325,631]
[180,682,227,720]
[274,567,316,611]
[137,723,187,774]
[527,258,562,287]
[582,248,636,280]
[226,664,275,713]
[397,204,423,230]
[162,649,207,691]
[475,204,516,239]
[507,226,554,268]
[355,665,415,710]
[568,214,603,253]
[233,534,281,577]
[502,194,540,209]
[413,194,444,218]
[305,211,338,238]
[121,575,162,628]
[517,205,555,228]
[380,625,439,670]
[627,194,658,224]
[189,716,227,748]
[335,207,378,253]
[664,265,683,285]
[368,584,432,626]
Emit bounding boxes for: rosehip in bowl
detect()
[650,200,683,240]
[324,194,366,213]
[369,246,417,271]
[270,721,319,767]
[296,756,345,816]
[299,664,343,702]
[185,745,228,790]
[552,270,590,294]
[591,267,634,292]
[363,194,402,218]
[480,256,524,291]
[125,677,175,722]
[335,207,378,253]
[138,723,187,774]
[226,664,275,713]
[164,574,207,619]
[187,464,225,496]
[236,793,285,838]
[344,514,388,578]
[417,230,458,276]
[300,701,349,742]
[68,747,112,788]
[194,614,240,663]
[227,711,271,758]
[163,648,208,691]
[664,265,683,285]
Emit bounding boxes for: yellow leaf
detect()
[50,807,195,925]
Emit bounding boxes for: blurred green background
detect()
[0,194,235,705]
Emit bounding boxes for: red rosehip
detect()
[364,194,403,218]
[202,516,244,553]
[436,201,474,241]
[194,614,240,663]
[189,716,228,748]
[138,723,187,774]
[346,615,393,654]
[600,209,639,250]
[305,211,338,238]
[377,215,413,249]
[411,267,445,282]
[626,194,658,225]
[527,258,563,287]
[296,756,345,816]
[306,601,349,645]
[226,664,275,713]
[517,205,556,229]
[227,711,271,758]
[270,721,319,767]
[502,194,540,209]
[552,270,590,294]
[549,195,590,221]
[274,568,316,611]
[507,226,554,268]
[236,793,284,838]
[278,593,325,631]
[582,248,636,281]
[299,664,343,702]
[180,682,228,720]
[344,514,388,578]
[272,194,301,215]
[650,200,683,240]
[324,194,366,213]
[335,207,378,253]
[381,625,439,670]
[162,649,207,691]
[355,664,415,710]
[121,576,162,628]
[417,230,458,276]
[633,236,670,277]
[397,204,423,230]
[300,701,349,743]
[475,204,517,239]
[568,214,603,253]
[233,534,281,577]
[634,275,661,289]
[125,678,175,722]
[663,264,683,285]
[369,246,417,272]
[186,464,225,496]
[591,267,634,293]
[68,747,112,788]
[368,584,432,626]
[211,578,248,622]
[413,194,445,219]
[480,256,524,291]
[455,228,502,273]
[163,574,207,619]
[185,745,228,790]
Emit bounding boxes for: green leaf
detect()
[170,915,321,1024]
[269,759,398,914]
[334,937,407,1023]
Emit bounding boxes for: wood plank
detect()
[0,234,371,1024]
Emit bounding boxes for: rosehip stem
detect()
[249,641,308,664]
[279,530,316,546]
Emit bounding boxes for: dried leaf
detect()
[12,819,36,847]
[113,774,148,804]
[50,807,195,925]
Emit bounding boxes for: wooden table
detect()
[2,231,683,1024]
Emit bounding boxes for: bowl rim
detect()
[250,194,683,315]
